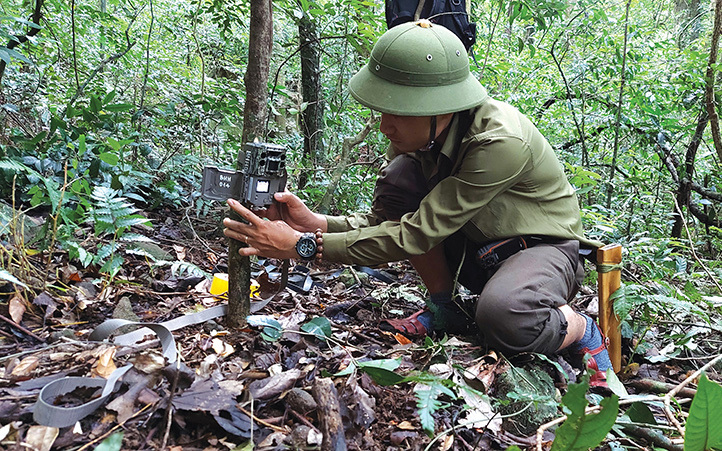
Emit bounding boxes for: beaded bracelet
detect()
[315,228,324,261]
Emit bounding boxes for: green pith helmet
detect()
[348,20,488,116]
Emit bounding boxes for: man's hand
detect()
[262,191,327,233]
[224,199,303,259]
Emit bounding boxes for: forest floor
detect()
[0,205,720,451]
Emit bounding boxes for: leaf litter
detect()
[0,208,721,450]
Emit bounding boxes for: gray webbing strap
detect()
[34,365,132,428]
[33,287,276,427]
[33,303,237,427]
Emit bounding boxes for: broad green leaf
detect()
[169,261,207,277]
[247,315,283,331]
[90,96,102,113]
[684,374,722,451]
[100,254,124,277]
[551,377,619,451]
[98,152,119,166]
[626,402,657,425]
[78,134,86,157]
[361,366,406,386]
[106,137,121,151]
[120,233,155,243]
[104,103,133,112]
[300,316,332,340]
[93,431,123,451]
[606,369,628,397]
[334,357,402,379]
[0,47,30,64]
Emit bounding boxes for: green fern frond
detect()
[120,233,155,243]
[96,241,119,262]
[414,380,456,436]
[170,261,209,278]
[115,216,151,229]
[0,158,30,173]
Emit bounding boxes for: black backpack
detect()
[385,0,477,51]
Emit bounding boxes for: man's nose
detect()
[379,113,395,135]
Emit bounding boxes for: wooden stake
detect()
[597,243,623,373]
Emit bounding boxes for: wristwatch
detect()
[295,232,318,260]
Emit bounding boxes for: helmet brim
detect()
[348,64,489,116]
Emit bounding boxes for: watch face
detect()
[296,236,317,259]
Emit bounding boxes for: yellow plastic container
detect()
[210,273,260,298]
[210,273,229,296]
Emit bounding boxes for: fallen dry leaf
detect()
[0,423,11,441]
[397,421,415,430]
[212,338,235,357]
[8,294,26,324]
[442,434,454,451]
[24,425,59,451]
[394,333,412,345]
[247,369,301,400]
[173,244,186,261]
[10,355,40,378]
[91,346,117,378]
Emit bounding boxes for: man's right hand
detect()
[263,190,327,233]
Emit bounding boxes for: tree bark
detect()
[605,0,632,209]
[227,0,273,328]
[312,378,347,451]
[705,0,722,162]
[298,14,323,191]
[671,110,708,238]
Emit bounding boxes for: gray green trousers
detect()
[373,154,584,355]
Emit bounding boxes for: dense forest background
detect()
[3,0,722,352]
[2,0,722,363]
[2,0,722,449]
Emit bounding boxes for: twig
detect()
[160,347,181,450]
[183,207,220,257]
[535,394,678,451]
[663,352,722,437]
[671,193,722,292]
[332,322,385,347]
[0,314,44,342]
[75,403,153,451]
[238,405,288,433]
[536,405,602,451]
[288,407,320,432]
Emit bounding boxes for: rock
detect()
[285,387,317,413]
[112,296,140,322]
[48,329,75,343]
[491,355,560,436]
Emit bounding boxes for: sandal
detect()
[380,309,430,338]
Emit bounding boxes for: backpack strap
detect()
[413,0,426,20]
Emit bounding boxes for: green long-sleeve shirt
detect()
[322,99,602,265]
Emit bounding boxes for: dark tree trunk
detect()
[298,14,323,190]
[227,0,273,327]
[0,0,44,87]
[671,110,708,238]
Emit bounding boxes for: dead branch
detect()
[663,352,722,437]
[317,115,378,214]
[312,377,347,451]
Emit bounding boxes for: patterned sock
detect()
[573,313,613,372]
[425,291,474,334]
